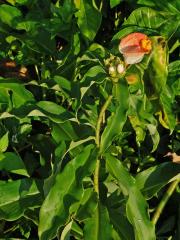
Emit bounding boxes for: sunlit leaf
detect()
[75,0,102,41]
[84,203,113,240]
[0,152,29,176]
[0,179,42,221]
[0,132,9,153]
[100,80,129,153]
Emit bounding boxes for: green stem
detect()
[152,179,180,225]
[94,159,100,195]
[94,95,112,196]
[95,95,113,148]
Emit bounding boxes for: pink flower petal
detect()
[119,32,151,64]
[124,52,145,64]
[119,32,148,52]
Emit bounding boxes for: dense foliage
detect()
[0,0,179,239]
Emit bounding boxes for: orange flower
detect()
[119,32,152,64]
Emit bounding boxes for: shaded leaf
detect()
[109,209,134,240]
[136,162,180,199]
[106,154,155,240]
[38,145,97,240]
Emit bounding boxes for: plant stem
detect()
[152,179,180,225]
[94,159,100,195]
[95,95,113,148]
[94,95,112,196]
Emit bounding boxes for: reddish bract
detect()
[119,32,152,64]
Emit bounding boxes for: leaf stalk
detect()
[152,179,180,225]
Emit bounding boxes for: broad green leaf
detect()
[75,0,102,41]
[137,0,180,14]
[106,154,155,240]
[38,145,97,240]
[146,124,160,152]
[168,60,180,79]
[53,75,71,92]
[100,80,129,153]
[129,94,160,151]
[0,132,9,152]
[80,65,107,99]
[0,80,35,108]
[84,203,113,240]
[52,122,78,143]
[110,0,122,8]
[126,186,155,240]
[105,154,135,194]
[136,162,180,199]
[0,152,29,176]
[168,60,180,98]
[37,101,74,122]
[75,188,97,221]
[148,37,168,95]
[0,179,42,221]
[0,4,22,27]
[109,209,134,240]
[113,7,179,40]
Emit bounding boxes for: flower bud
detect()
[109,66,116,75]
[117,63,125,74]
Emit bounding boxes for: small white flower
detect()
[117,64,125,74]
[109,66,116,75]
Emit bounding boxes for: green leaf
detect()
[0,152,29,176]
[0,79,35,108]
[126,186,155,240]
[113,7,179,40]
[109,209,134,240]
[0,132,9,153]
[110,0,122,8]
[38,145,97,240]
[137,0,180,14]
[106,154,135,194]
[146,124,160,152]
[100,80,129,153]
[106,154,155,240]
[136,162,180,199]
[80,65,106,97]
[0,179,42,221]
[168,60,180,79]
[75,0,102,41]
[52,122,78,143]
[75,188,97,221]
[0,4,22,28]
[148,37,168,95]
[60,220,73,240]
[84,203,113,240]
[159,87,176,131]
